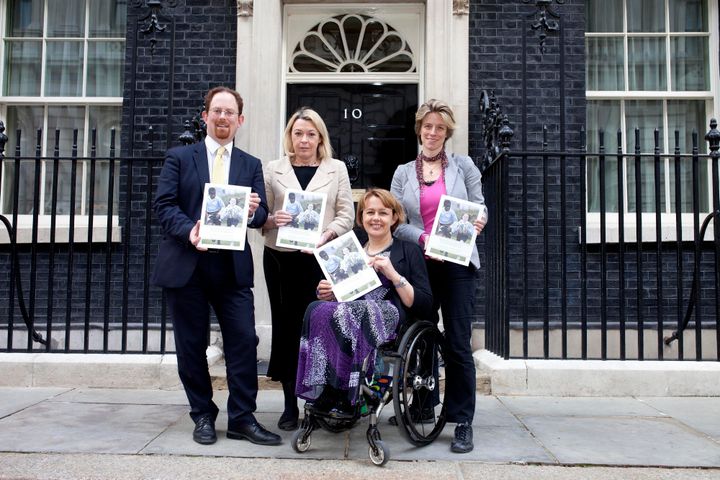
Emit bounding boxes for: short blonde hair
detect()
[282,107,334,161]
[414,99,456,143]
[356,188,406,232]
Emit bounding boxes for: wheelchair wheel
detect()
[392,320,447,446]
[291,427,312,453]
[368,440,389,466]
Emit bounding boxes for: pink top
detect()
[419,175,447,241]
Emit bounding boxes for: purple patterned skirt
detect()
[295,292,399,406]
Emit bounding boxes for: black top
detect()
[293,165,319,190]
[385,239,434,325]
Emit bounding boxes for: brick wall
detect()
[123,0,237,156]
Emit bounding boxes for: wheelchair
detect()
[291,320,446,466]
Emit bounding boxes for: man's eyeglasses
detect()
[209,108,239,118]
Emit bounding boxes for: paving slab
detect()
[521,415,720,467]
[142,411,344,460]
[499,396,663,418]
[0,401,186,454]
[639,397,720,442]
[49,387,189,405]
[344,415,554,464]
[474,395,525,427]
[0,387,70,418]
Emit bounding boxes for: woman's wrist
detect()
[262,214,273,231]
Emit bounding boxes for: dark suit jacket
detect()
[152,141,268,289]
[387,238,433,324]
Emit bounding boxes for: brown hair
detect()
[204,86,244,115]
[356,188,406,232]
[282,107,334,162]
[414,99,456,143]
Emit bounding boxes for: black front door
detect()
[286,84,418,191]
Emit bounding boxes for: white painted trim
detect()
[475,349,720,396]
[0,215,122,244]
[582,212,716,244]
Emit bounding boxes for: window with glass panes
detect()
[585,0,714,215]
[0,0,126,217]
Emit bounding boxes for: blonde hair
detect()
[282,107,334,161]
[414,99,456,143]
[356,188,406,232]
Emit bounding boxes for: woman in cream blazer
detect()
[262,107,354,431]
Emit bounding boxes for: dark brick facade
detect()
[469,0,588,328]
[123,0,237,156]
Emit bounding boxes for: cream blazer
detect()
[262,156,355,251]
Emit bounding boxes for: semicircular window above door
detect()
[289,14,416,73]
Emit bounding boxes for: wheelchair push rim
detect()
[392,320,447,446]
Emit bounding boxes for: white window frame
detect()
[0,0,124,243]
[584,0,720,244]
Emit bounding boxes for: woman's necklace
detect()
[424,160,438,177]
[419,150,445,185]
[292,155,320,167]
[364,239,393,257]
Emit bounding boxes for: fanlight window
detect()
[290,14,416,73]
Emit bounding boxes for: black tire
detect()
[291,428,311,453]
[368,440,390,466]
[392,320,447,446]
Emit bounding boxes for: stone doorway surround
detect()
[232,0,470,360]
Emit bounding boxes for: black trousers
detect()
[264,247,323,382]
[426,260,478,424]
[166,251,258,429]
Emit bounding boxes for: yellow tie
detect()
[211,146,226,184]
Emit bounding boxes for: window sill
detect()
[0,215,122,244]
[581,213,716,244]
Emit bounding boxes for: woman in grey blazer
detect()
[262,108,354,431]
[391,99,488,454]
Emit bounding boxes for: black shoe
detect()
[451,422,474,453]
[192,414,217,445]
[227,421,282,446]
[277,410,299,431]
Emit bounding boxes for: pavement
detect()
[0,387,719,480]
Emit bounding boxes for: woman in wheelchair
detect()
[295,188,433,417]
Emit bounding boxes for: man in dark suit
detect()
[152,86,281,446]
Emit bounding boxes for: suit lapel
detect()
[305,159,334,192]
[193,143,210,187]
[229,148,244,185]
[408,161,421,204]
[272,157,302,191]
[444,152,460,194]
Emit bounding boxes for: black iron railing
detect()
[482,114,720,361]
[0,123,167,353]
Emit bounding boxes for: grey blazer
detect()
[262,156,354,251]
[390,151,487,269]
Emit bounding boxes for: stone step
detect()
[209,362,492,394]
